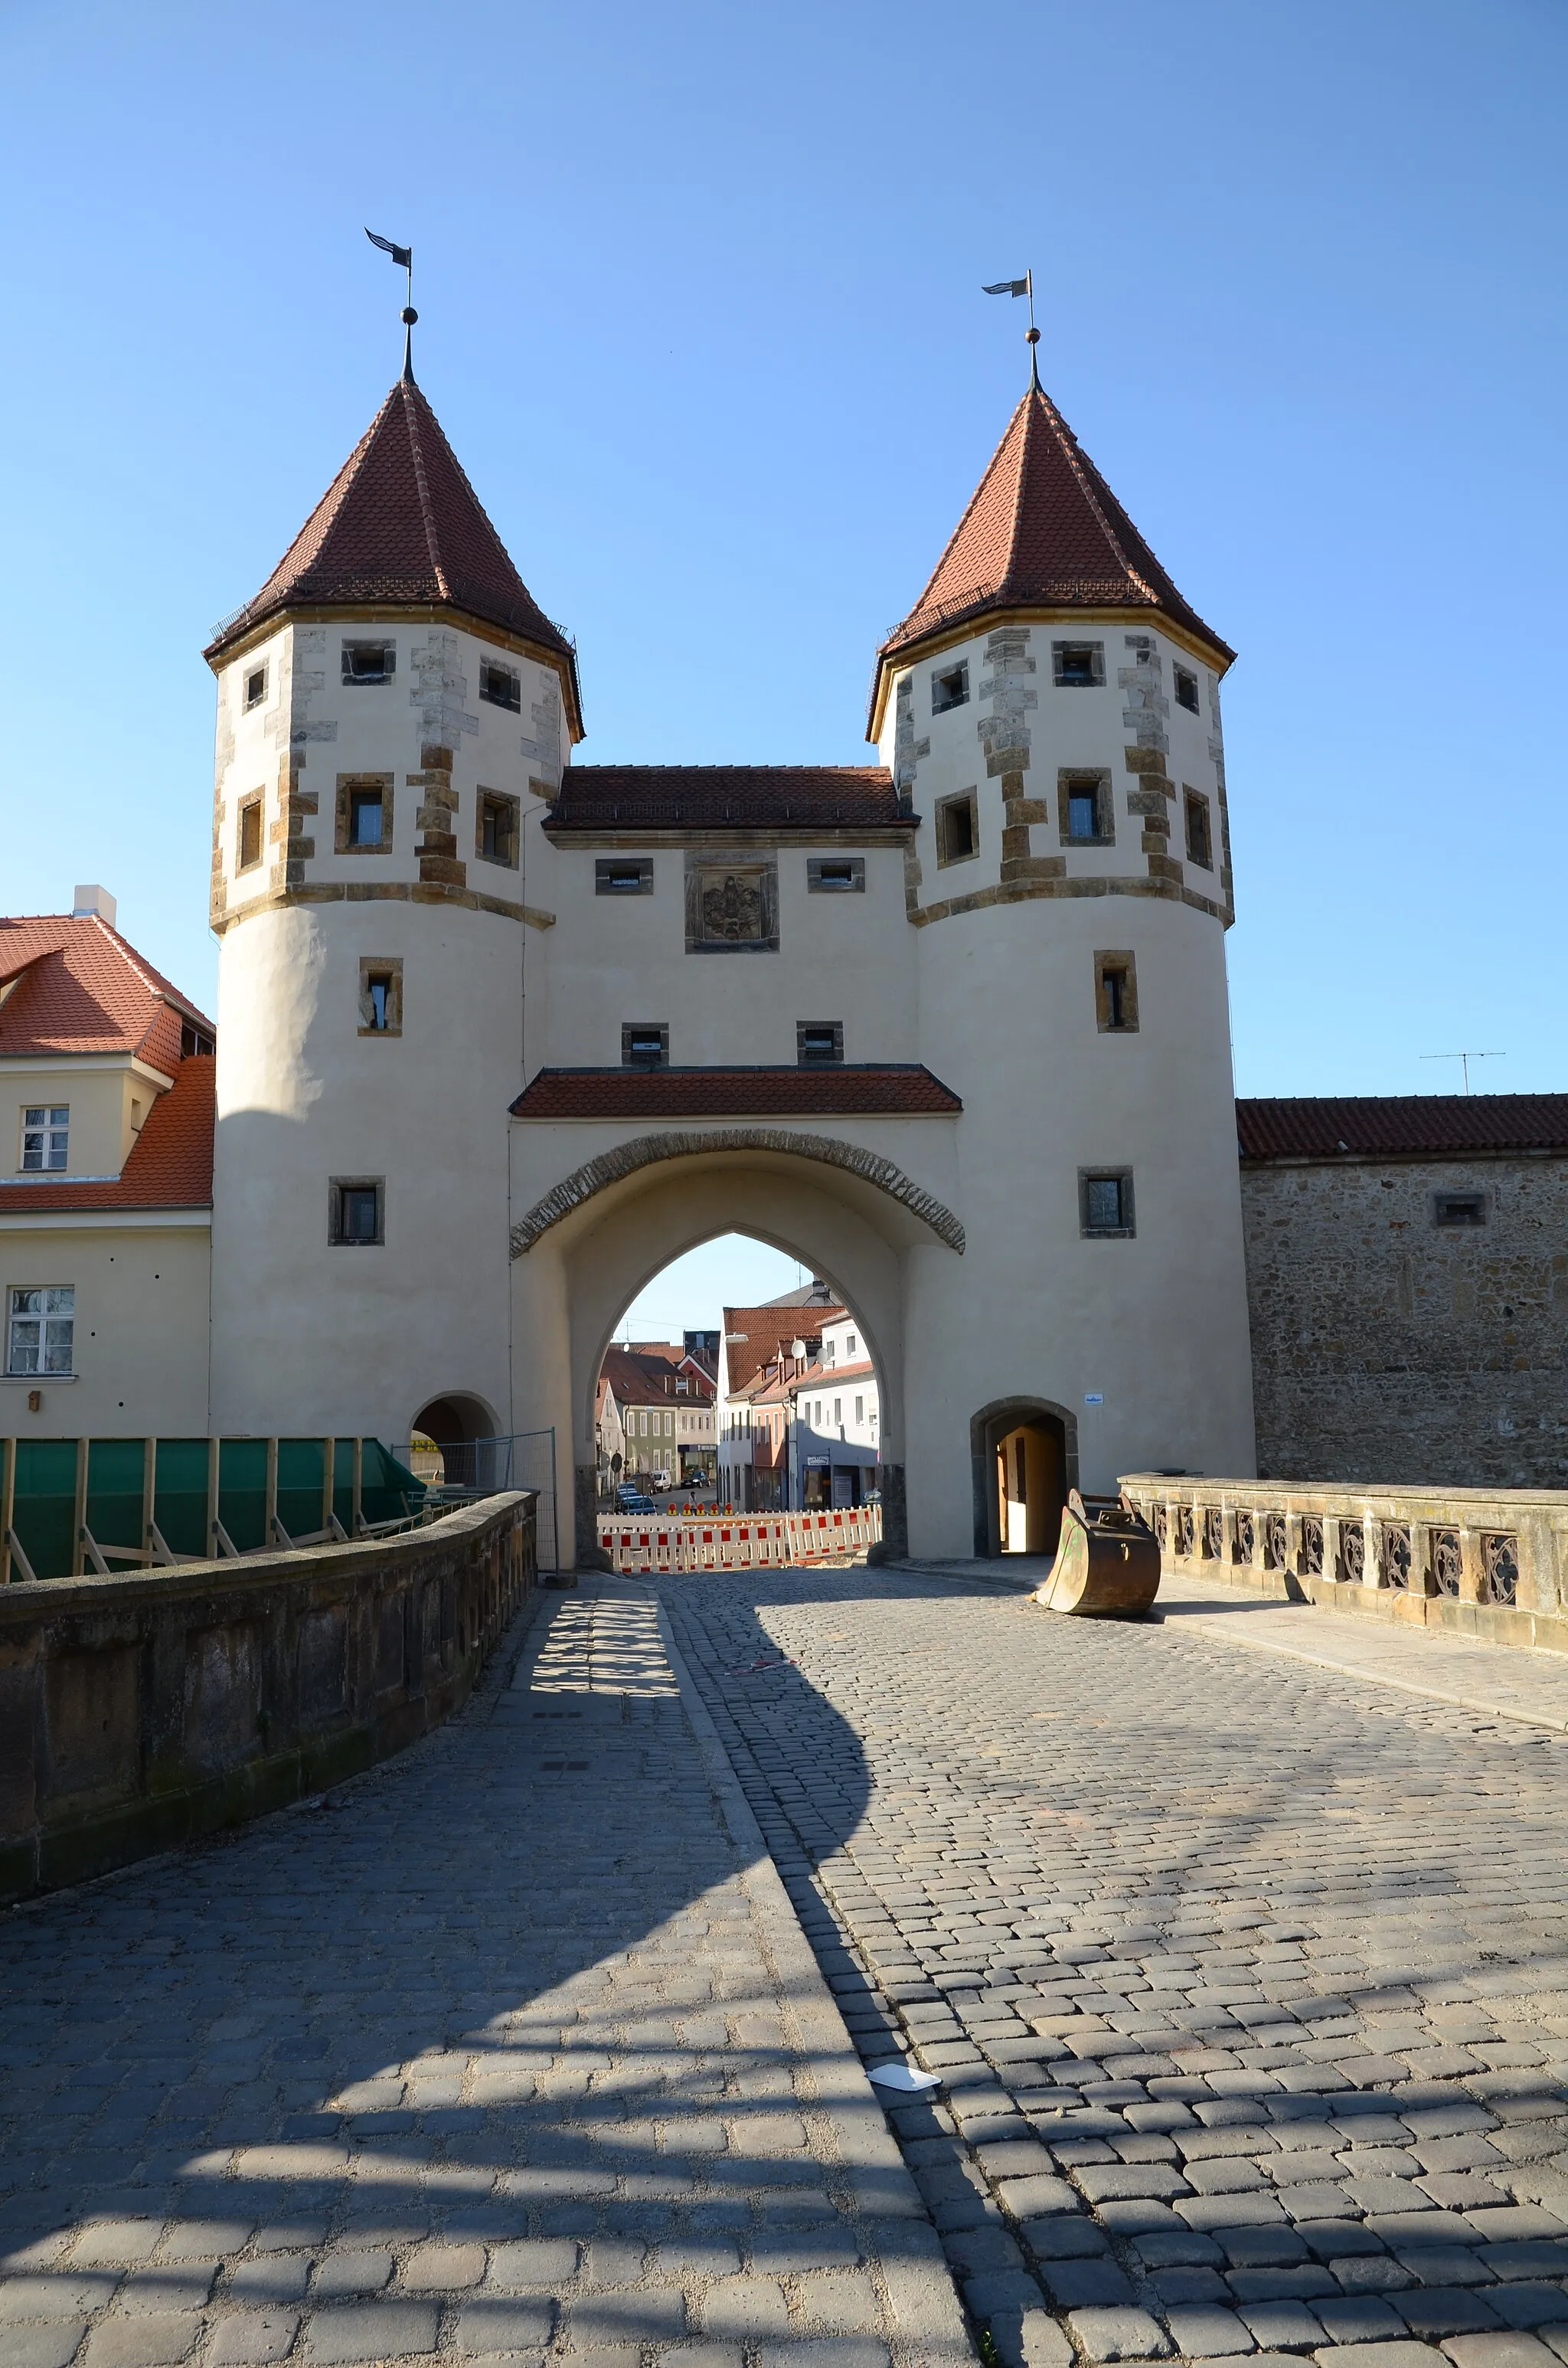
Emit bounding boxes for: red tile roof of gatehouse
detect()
[0,914,213,1067]
[1236,1096,1568,1161]
[878,381,1233,679]
[547,766,905,834]
[204,375,579,704]
[0,1053,215,1212]
[510,1065,962,1120]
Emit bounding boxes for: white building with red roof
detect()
[0,888,216,1434]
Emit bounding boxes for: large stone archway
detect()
[508,1130,965,1566]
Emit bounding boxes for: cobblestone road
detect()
[0,1580,965,2368]
[662,1567,1568,2368]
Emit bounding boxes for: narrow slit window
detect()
[368,976,392,1031]
[1174,665,1200,714]
[350,787,384,848]
[1184,790,1213,868]
[1095,950,1138,1033]
[237,796,263,872]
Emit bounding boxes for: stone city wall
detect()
[0,1491,534,1905]
[1241,1153,1568,1487]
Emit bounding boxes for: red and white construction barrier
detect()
[596,1505,881,1575]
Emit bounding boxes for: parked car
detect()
[616,1483,656,1513]
[650,1470,671,1492]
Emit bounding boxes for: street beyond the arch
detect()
[5,1566,1568,2368]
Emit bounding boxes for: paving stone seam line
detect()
[651,1583,980,2368]
[1145,1629,1568,1740]
[659,1587,1073,2368]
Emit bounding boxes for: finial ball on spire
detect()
[402,307,418,325]
[1026,326,1040,345]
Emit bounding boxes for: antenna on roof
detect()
[982,267,1039,389]
[1420,1052,1504,1095]
[365,228,416,380]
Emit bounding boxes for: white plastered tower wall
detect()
[203,363,583,1449]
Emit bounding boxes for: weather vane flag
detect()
[983,268,1040,386]
[366,227,417,378]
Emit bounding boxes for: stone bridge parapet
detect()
[0,1492,534,1905]
[1122,1470,1568,1652]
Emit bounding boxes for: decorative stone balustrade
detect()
[1119,1471,1568,1653]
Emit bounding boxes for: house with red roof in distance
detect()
[786,1307,880,1511]
[716,1281,844,1511]
[596,1341,716,1497]
[0,888,216,1435]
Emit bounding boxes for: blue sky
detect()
[2,0,1563,1341]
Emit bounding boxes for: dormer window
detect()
[244,666,267,711]
[341,641,394,685]
[1174,665,1200,714]
[480,659,521,712]
[931,661,969,715]
[21,1107,68,1173]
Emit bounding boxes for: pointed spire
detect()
[207,379,580,728]
[877,381,1232,688]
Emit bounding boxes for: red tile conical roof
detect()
[206,375,577,698]
[877,381,1232,685]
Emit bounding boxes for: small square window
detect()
[807,856,864,894]
[797,1022,844,1067]
[1062,772,1111,844]
[1174,665,1200,714]
[1053,641,1105,687]
[477,790,520,868]
[358,958,403,1036]
[931,661,969,715]
[7,1284,74,1375]
[622,1023,669,1069]
[341,641,394,685]
[935,790,978,868]
[244,665,267,711]
[1432,1191,1487,1228]
[330,1179,384,1245]
[479,657,522,712]
[21,1106,69,1173]
[1080,1169,1135,1237]
[596,857,654,895]
[351,787,384,847]
[1184,790,1213,868]
[237,796,263,872]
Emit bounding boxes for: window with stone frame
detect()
[1052,640,1105,688]
[807,856,864,894]
[476,790,520,868]
[1094,950,1139,1034]
[358,957,403,1037]
[335,774,394,855]
[622,1023,669,1070]
[596,858,654,896]
[341,640,395,685]
[1432,1190,1488,1228]
[244,662,268,711]
[1184,789,1213,868]
[1174,664,1200,715]
[684,855,779,953]
[479,656,522,713]
[796,1022,844,1067]
[7,1284,74,1375]
[931,660,969,715]
[328,1178,384,1246]
[1080,1169,1135,1237]
[237,795,264,873]
[1060,770,1113,845]
[935,790,979,868]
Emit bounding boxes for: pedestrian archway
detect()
[971,1397,1076,1559]
[411,1392,500,1490]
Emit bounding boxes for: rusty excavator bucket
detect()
[1034,1488,1161,1618]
